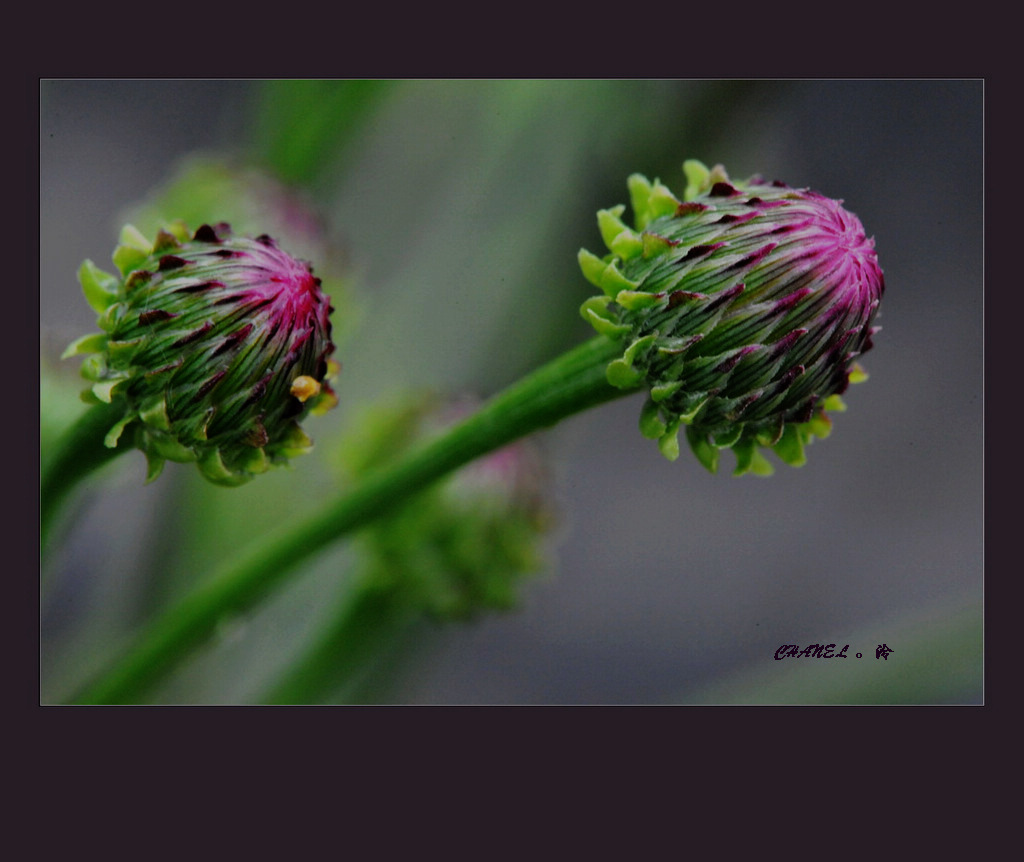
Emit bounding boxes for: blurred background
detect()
[40,79,983,704]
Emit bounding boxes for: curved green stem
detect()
[69,335,633,704]
[40,400,133,554]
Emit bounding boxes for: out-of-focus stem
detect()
[261,577,420,704]
[40,400,133,554]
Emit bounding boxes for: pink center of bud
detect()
[800,194,884,313]
[230,241,330,352]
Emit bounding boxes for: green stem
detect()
[40,400,133,554]
[69,335,632,704]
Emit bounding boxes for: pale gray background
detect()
[40,80,983,704]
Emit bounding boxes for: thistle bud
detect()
[580,160,884,475]
[64,222,338,486]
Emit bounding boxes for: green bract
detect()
[580,160,884,475]
[64,222,338,486]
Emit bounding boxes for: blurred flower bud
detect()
[337,394,553,619]
[64,222,338,486]
[580,160,884,474]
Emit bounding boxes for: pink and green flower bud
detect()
[64,222,338,486]
[580,160,884,475]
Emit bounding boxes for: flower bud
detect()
[580,160,884,475]
[64,222,338,486]
[336,394,553,619]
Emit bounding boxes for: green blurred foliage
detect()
[250,80,397,187]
